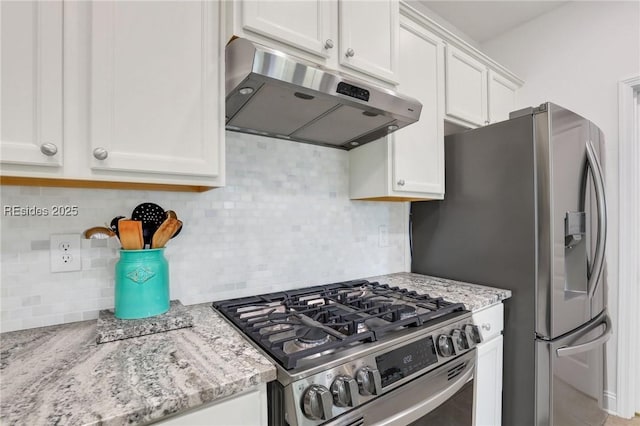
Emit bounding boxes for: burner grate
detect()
[213,279,466,369]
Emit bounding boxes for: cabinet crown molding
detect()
[399,1,524,87]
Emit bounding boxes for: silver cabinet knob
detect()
[93,147,109,160]
[324,39,334,49]
[40,143,58,156]
[302,384,332,420]
[482,322,492,331]
[397,179,405,186]
[356,366,382,396]
[331,375,358,407]
[345,48,355,57]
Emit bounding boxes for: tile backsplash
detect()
[0,133,408,332]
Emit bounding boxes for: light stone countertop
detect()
[0,304,276,426]
[366,272,512,312]
[0,273,510,425]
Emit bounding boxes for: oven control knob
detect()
[331,375,359,407]
[356,366,382,396]
[464,324,482,345]
[302,384,333,420]
[452,329,470,351]
[437,334,455,357]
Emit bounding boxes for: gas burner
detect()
[388,304,418,321]
[360,296,393,313]
[213,279,467,369]
[296,327,330,345]
[282,327,334,354]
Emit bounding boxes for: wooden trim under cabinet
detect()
[0,176,215,192]
[351,196,435,202]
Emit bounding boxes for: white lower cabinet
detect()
[154,384,268,426]
[473,303,504,426]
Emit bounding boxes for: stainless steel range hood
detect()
[225,38,422,150]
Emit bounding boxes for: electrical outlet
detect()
[378,225,389,247]
[50,234,81,272]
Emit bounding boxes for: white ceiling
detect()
[420,1,569,43]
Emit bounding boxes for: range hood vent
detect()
[225,38,422,150]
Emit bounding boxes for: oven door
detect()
[326,351,475,426]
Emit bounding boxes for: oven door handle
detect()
[375,359,474,426]
[326,351,476,426]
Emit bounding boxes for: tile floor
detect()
[606,415,640,425]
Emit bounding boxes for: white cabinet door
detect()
[392,19,444,197]
[488,70,518,124]
[0,1,63,168]
[348,16,442,201]
[240,0,332,58]
[155,384,268,426]
[474,335,503,426]
[231,0,398,85]
[90,1,221,178]
[338,0,398,83]
[445,45,488,127]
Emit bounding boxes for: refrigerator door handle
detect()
[556,313,611,357]
[585,139,607,299]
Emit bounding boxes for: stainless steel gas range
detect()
[213,279,480,426]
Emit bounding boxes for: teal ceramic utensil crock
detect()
[115,248,169,319]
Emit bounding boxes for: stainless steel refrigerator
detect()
[410,103,612,426]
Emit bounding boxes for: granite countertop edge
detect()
[366,272,512,312]
[0,304,276,426]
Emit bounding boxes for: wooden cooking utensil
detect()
[151,217,180,249]
[164,210,182,239]
[83,226,116,239]
[118,219,144,250]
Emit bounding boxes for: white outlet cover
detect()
[50,234,82,273]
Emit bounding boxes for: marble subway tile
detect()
[0,133,407,333]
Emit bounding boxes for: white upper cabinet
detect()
[90,1,221,179]
[350,3,522,202]
[0,1,63,169]
[239,0,332,58]
[338,0,398,82]
[349,11,444,200]
[445,45,521,128]
[392,18,444,197]
[445,45,488,127]
[1,1,224,190]
[233,0,399,85]
[488,69,518,124]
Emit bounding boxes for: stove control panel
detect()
[291,315,482,424]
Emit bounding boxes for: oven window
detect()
[407,379,474,426]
